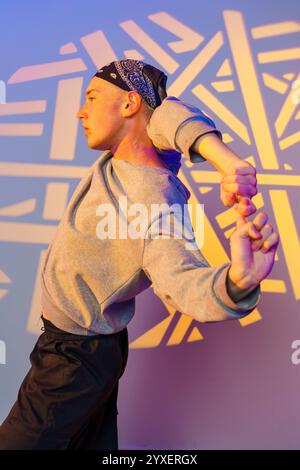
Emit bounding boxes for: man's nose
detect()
[76,106,87,120]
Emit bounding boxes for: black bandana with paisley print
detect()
[93,59,168,109]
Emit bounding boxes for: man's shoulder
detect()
[131,170,188,208]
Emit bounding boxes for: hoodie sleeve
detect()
[147,96,223,163]
[142,203,261,323]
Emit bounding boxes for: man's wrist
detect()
[226,269,259,302]
[191,133,241,175]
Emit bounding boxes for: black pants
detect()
[0,316,128,450]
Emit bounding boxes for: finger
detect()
[226,163,256,176]
[235,195,253,206]
[235,218,263,239]
[251,224,273,251]
[252,211,268,231]
[261,232,280,253]
[222,191,237,206]
[235,212,254,230]
[234,196,256,211]
[234,202,257,217]
[222,182,257,197]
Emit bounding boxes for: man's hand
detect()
[220,160,257,217]
[228,211,280,290]
[192,133,258,217]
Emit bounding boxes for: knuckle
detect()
[260,211,268,221]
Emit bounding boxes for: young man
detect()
[0,60,279,450]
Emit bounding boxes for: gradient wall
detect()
[0,0,300,449]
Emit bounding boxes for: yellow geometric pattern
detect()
[0,10,299,347]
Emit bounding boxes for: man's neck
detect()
[111,134,169,170]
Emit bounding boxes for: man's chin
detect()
[88,142,109,151]
[86,137,110,151]
[87,142,98,150]
[87,141,103,151]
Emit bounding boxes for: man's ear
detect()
[121,91,142,117]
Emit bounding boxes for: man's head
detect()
[76,59,168,151]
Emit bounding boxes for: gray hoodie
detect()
[40,97,261,335]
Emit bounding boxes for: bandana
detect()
[93,59,168,109]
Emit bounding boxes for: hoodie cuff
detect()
[174,117,223,163]
[212,263,262,318]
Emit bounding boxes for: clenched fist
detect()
[228,211,280,290]
[220,160,258,217]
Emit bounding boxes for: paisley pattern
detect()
[95,59,161,109]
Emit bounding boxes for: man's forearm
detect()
[191,133,242,175]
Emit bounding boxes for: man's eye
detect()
[88,97,95,101]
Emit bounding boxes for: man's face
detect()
[76,76,127,151]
